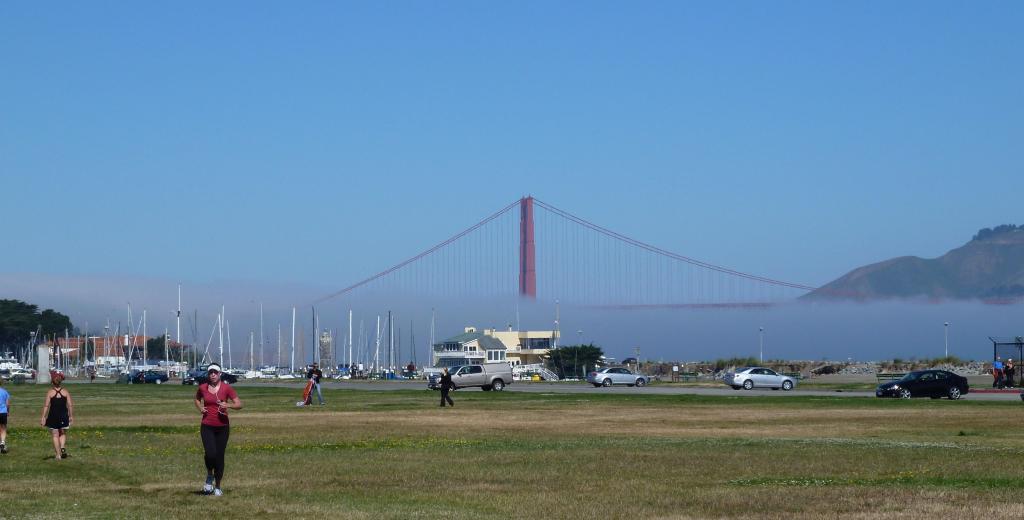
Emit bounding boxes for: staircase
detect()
[514,363,560,382]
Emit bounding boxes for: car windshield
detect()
[900,371,924,382]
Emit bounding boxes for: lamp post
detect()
[576,330,583,379]
[759,327,764,364]
[944,322,949,358]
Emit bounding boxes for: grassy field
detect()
[1,383,1023,519]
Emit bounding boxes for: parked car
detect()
[876,370,968,400]
[722,367,796,391]
[427,363,513,391]
[586,367,650,387]
[140,370,169,384]
[182,367,238,385]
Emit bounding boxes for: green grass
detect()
[1,384,1023,519]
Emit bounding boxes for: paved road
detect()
[248,380,1024,401]
[55,378,1023,401]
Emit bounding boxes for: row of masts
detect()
[37,284,437,375]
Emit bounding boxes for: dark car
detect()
[182,367,238,385]
[140,370,169,384]
[876,370,969,400]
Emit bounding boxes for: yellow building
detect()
[432,326,559,368]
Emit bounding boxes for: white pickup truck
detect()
[428,363,513,391]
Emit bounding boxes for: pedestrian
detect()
[40,371,73,460]
[993,356,1004,388]
[193,363,242,496]
[0,377,10,454]
[439,367,454,407]
[1006,359,1016,388]
[305,362,325,405]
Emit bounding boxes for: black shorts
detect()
[0,413,6,426]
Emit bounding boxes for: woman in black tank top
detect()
[40,372,74,460]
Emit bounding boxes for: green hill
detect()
[804,225,1024,300]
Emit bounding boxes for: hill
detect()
[804,225,1024,301]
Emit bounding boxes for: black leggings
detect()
[200,425,230,485]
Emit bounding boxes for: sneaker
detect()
[212,488,223,497]
[1,444,7,454]
[203,475,214,494]
[60,448,68,459]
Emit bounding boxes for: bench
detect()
[876,372,906,382]
[676,372,700,382]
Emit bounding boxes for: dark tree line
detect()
[545,343,605,379]
[0,299,73,348]
[973,224,1022,241]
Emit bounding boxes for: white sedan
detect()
[722,367,796,391]
[586,367,650,387]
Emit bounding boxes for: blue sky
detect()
[2,3,1023,361]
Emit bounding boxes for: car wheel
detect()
[635,378,646,387]
[898,388,912,399]
[948,386,961,400]
[492,380,505,391]
[782,380,793,391]
[602,378,612,387]
[742,379,754,390]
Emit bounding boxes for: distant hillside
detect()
[804,225,1024,301]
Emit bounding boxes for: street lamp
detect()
[759,327,764,364]
[944,322,949,358]
[575,330,583,379]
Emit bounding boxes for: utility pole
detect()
[944,322,949,358]
[759,327,764,364]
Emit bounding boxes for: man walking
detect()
[993,356,1005,388]
[439,367,454,407]
[305,363,325,405]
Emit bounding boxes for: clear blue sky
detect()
[3,1,1022,291]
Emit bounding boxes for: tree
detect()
[0,299,73,348]
[545,343,604,380]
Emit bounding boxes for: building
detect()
[431,326,559,368]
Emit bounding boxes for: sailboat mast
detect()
[217,311,224,368]
[259,302,265,369]
[176,284,182,365]
[290,307,296,374]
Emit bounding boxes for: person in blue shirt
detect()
[993,356,1005,388]
[0,377,10,454]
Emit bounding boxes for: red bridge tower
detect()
[519,196,536,299]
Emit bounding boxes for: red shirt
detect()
[196,382,238,427]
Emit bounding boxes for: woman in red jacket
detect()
[193,363,242,496]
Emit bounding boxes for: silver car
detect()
[587,367,650,387]
[723,367,796,391]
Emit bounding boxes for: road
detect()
[241,379,1023,401]
[56,377,1022,401]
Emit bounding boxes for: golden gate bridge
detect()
[315,197,818,307]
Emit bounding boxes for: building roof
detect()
[437,332,507,350]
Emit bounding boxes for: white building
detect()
[431,326,559,368]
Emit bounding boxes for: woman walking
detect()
[40,371,73,460]
[193,363,242,496]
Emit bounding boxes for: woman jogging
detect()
[40,371,73,460]
[193,363,242,496]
